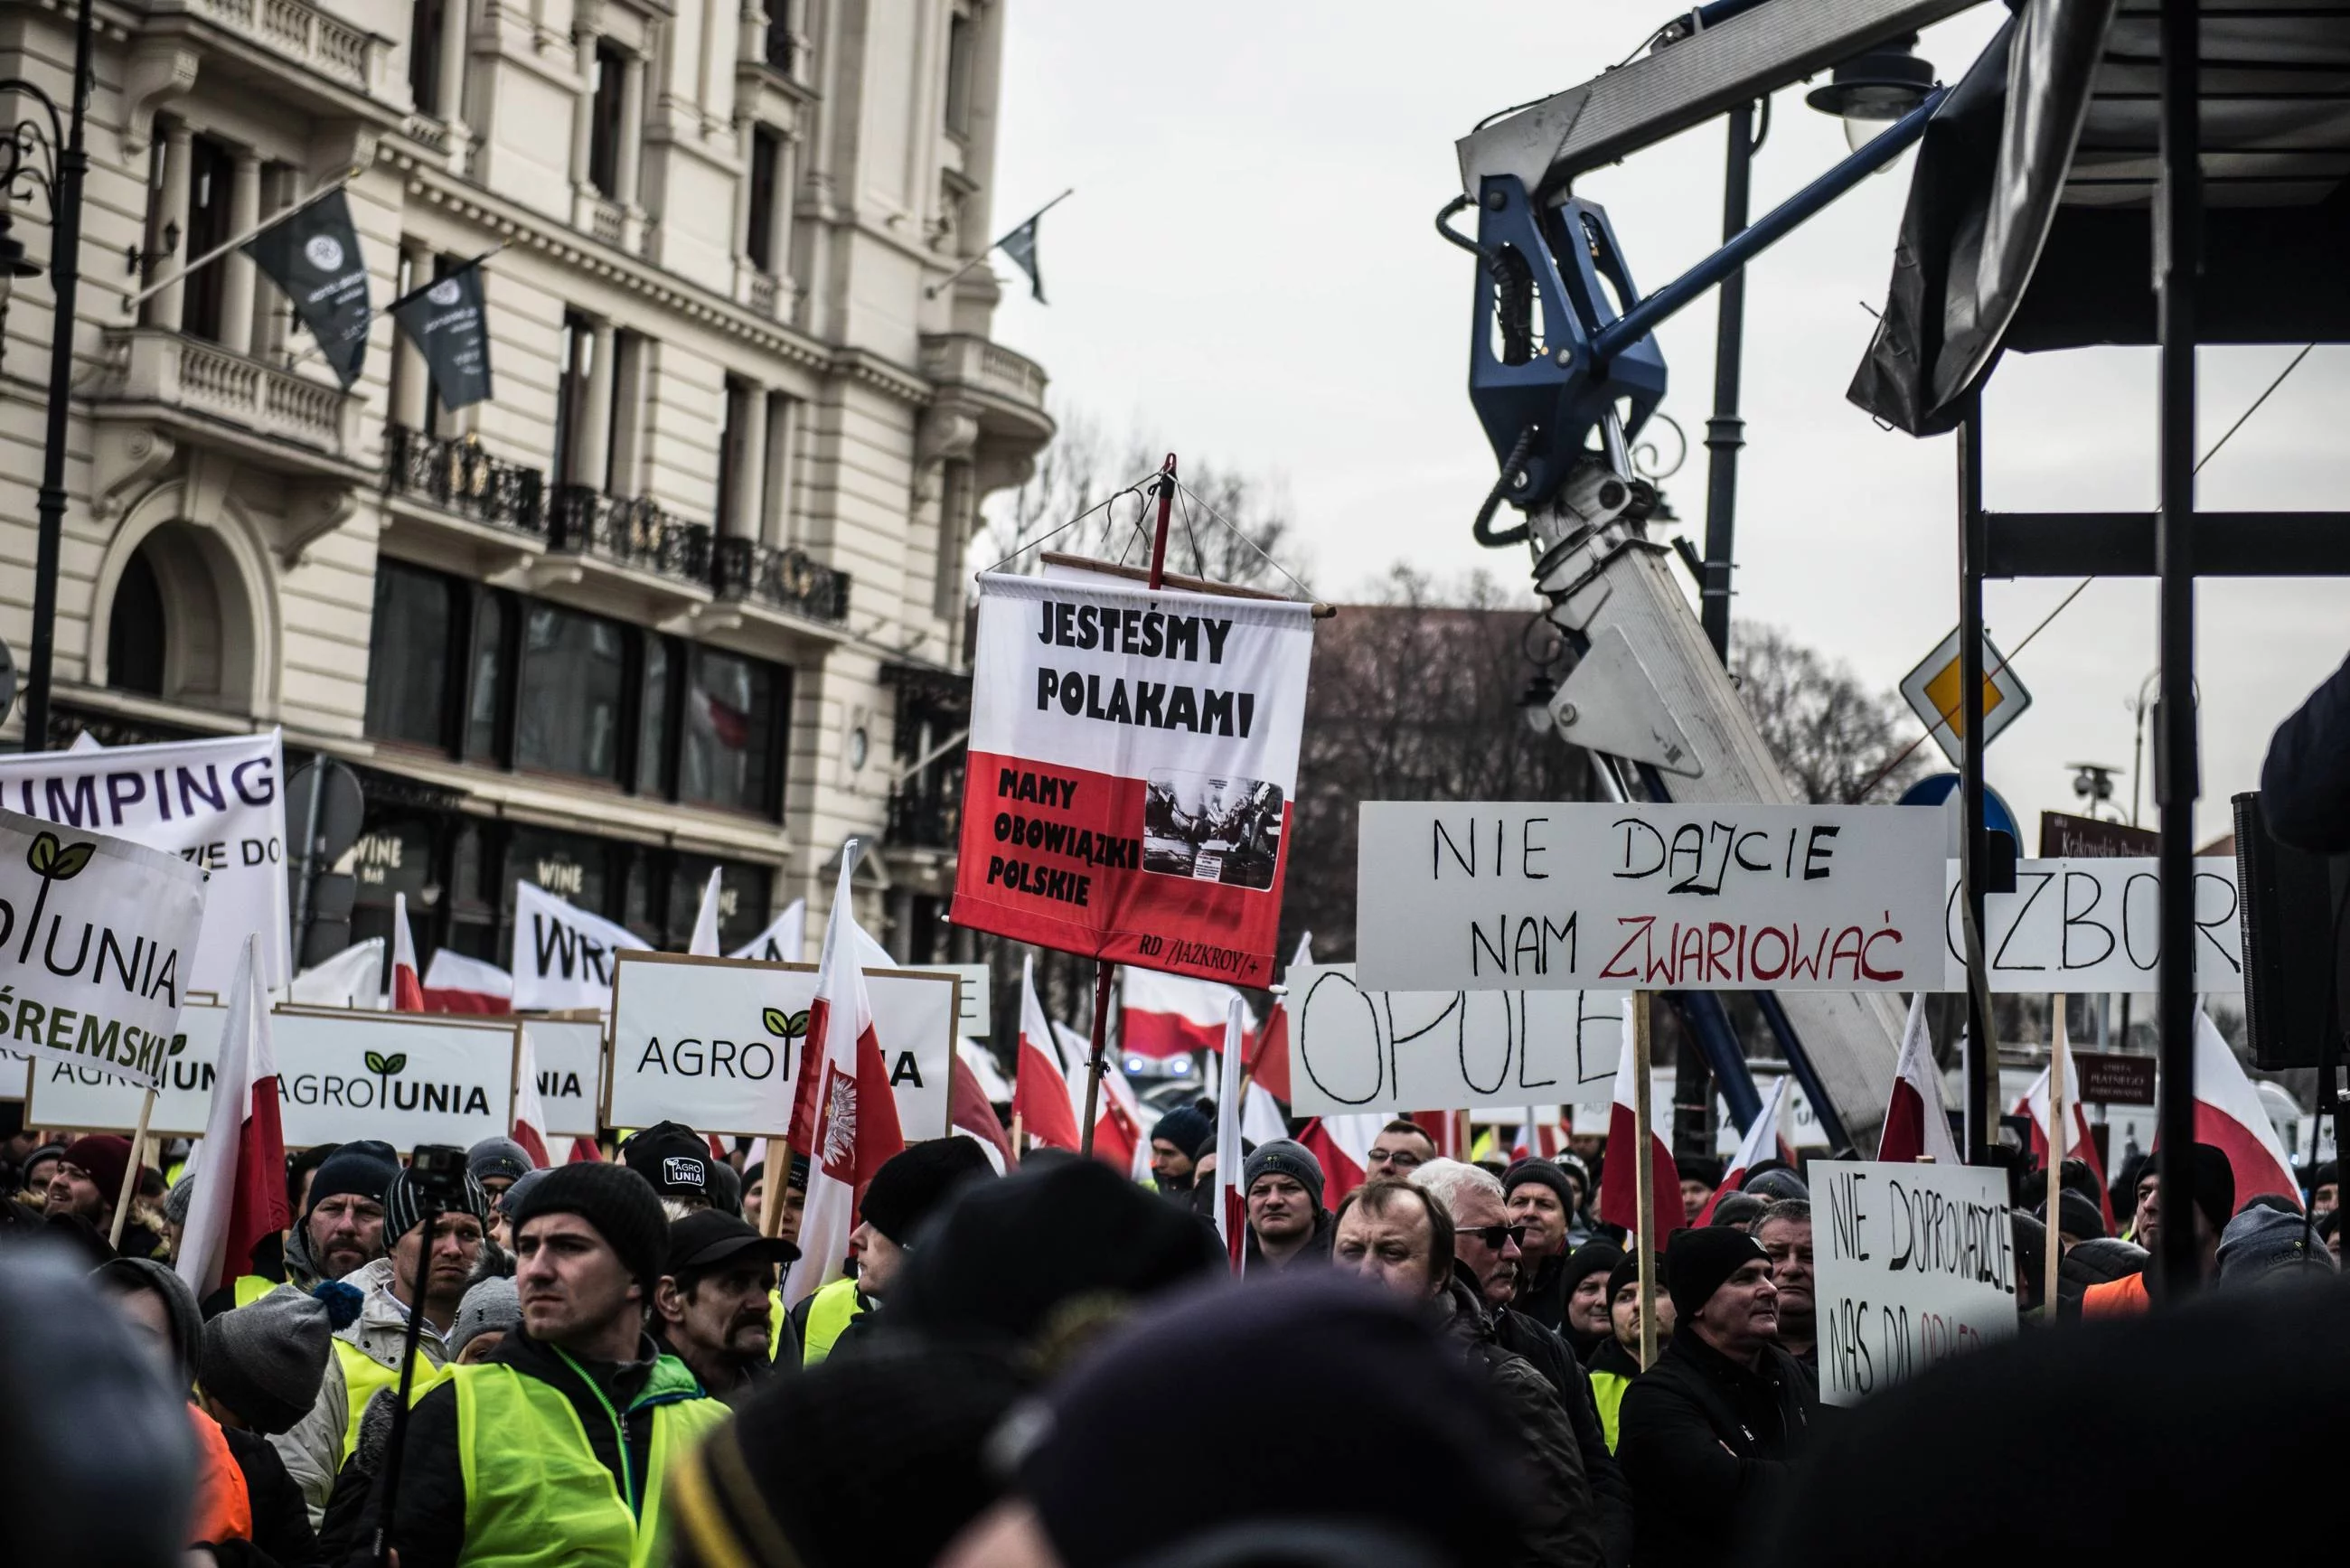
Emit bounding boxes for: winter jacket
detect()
[271,1260,452,1525]
[1616,1327,1816,1568]
[1515,1251,1572,1332]
[223,1423,321,1567]
[1490,1295,1635,1568]
[1585,1337,1642,1451]
[355,1328,723,1568]
[1241,1207,1335,1271]
[1439,1275,1605,1568]
[2261,649,2350,853]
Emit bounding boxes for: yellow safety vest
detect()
[450,1355,728,1568]
[232,1275,275,1308]
[1590,1366,1633,1453]
[800,1277,864,1366]
[334,1338,450,1462]
[767,1290,785,1364]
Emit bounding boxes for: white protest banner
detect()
[27,1002,228,1134]
[898,962,992,1040]
[1355,803,1945,992]
[0,733,287,992]
[728,899,805,964]
[511,881,649,1011]
[272,1008,517,1150]
[0,807,211,1091]
[1,1048,27,1100]
[1283,962,1627,1117]
[523,1019,605,1139]
[1815,1160,2018,1406]
[606,952,955,1140]
[1941,858,2243,993]
[951,571,1317,989]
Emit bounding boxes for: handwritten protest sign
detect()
[952,572,1317,988]
[1942,858,2242,993]
[1283,962,1627,1117]
[0,733,287,991]
[523,1019,605,1139]
[510,881,648,1011]
[606,953,955,1140]
[1356,803,1945,992]
[27,1002,228,1134]
[1816,1160,2017,1406]
[0,807,210,1092]
[273,1008,517,1150]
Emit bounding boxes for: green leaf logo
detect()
[51,841,92,879]
[364,1050,390,1075]
[760,1008,811,1040]
[26,831,56,875]
[168,1034,188,1057]
[383,1053,408,1075]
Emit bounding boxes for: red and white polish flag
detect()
[1298,1113,1381,1207]
[176,935,288,1298]
[511,1028,552,1169]
[1877,993,1962,1167]
[1211,998,1247,1269]
[951,573,1317,989]
[1598,1001,1683,1239]
[2016,1023,2114,1228]
[1695,1075,1793,1225]
[1014,955,1084,1151]
[1242,931,1313,1102]
[391,893,426,1011]
[1054,1020,1152,1180]
[950,1050,1016,1172]
[781,845,907,1306]
[1123,966,1252,1061]
[420,950,515,1015]
[2193,1005,2302,1209]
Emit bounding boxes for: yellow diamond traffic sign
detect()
[1899,627,2030,767]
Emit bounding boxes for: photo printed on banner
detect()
[1142,771,1283,889]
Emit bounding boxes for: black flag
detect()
[390,259,494,411]
[243,189,371,389]
[998,214,1045,304]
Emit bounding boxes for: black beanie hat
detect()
[1666,1225,1770,1322]
[508,1163,669,1287]
[1151,1104,1214,1160]
[860,1138,996,1246]
[2040,1188,2109,1242]
[1562,1239,1625,1294]
[620,1121,714,1201]
[381,1166,492,1244]
[1502,1158,1577,1212]
[2138,1144,2238,1235]
[1605,1252,1662,1306]
[304,1141,399,1221]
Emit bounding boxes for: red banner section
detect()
[955,751,1290,987]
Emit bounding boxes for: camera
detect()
[407,1142,471,1205]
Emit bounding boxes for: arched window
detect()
[104,522,240,709]
[107,548,167,696]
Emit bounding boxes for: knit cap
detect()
[860,1138,997,1246]
[446,1276,522,1360]
[2218,1206,2336,1286]
[304,1141,399,1220]
[1150,1104,1214,1160]
[1666,1225,1770,1323]
[199,1288,337,1434]
[1501,1158,1577,1212]
[466,1136,536,1188]
[507,1162,670,1286]
[1241,1139,1326,1211]
[381,1165,492,1244]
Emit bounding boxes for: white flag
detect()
[511,882,649,1011]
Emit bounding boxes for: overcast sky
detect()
[982,1,2350,846]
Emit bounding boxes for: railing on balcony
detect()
[887,787,960,850]
[710,536,851,624]
[99,327,357,454]
[587,197,625,247]
[193,0,374,89]
[918,332,1048,409]
[548,484,713,585]
[382,425,546,539]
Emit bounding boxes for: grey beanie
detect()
[2217,1206,2336,1286]
[381,1165,493,1244]
[446,1275,522,1360]
[162,1175,197,1229]
[92,1257,202,1386]
[1241,1139,1325,1211]
[199,1287,335,1435]
[466,1136,537,1188]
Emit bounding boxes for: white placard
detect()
[27,1003,229,1135]
[1815,1160,2018,1406]
[1942,858,2243,993]
[273,1009,517,1150]
[606,953,955,1140]
[0,808,211,1090]
[1356,803,1947,993]
[904,962,992,1040]
[1284,963,1627,1117]
[523,1019,605,1139]
[0,733,287,993]
[510,882,649,1011]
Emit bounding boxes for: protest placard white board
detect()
[1356,803,1945,993]
[606,953,955,1140]
[523,1018,605,1139]
[27,1002,228,1135]
[1283,963,1627,1117]
[510,882,649,1011]
[0,808,211,1091]
[0,733,287,992]
[926,963,992,1039]
[1815,1160,2018,1406]
[1941,858,2243,993]
[273,1008,517,1150]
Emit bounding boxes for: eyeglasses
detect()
[1455,1224,1528,1251]
[1370,1150,1424,1169]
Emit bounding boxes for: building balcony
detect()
[920,332,1048,411]
[887,789,961,852]
[548,484,713,590]
[710,536,851,625]
[93,327,365,472]
[383,425,546,540]
[137,0,387,106]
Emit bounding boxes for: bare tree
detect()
[1731,624,1931,804]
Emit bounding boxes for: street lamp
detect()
[1805,33,1938,154]
[0,0,96,756]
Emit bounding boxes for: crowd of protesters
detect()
[2,1088,2343,1568]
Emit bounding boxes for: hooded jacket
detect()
[271,1258,453,1523]
[1438,1272,1606,1568]
[1616,1325,1816,1568]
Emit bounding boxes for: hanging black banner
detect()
[390,259,494,411]
[243,188,371,389]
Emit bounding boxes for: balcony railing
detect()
[383,425,546,539]
[919,332,1048,409]
[888,789,960,850]
[711,536,851,624]
[587,196,625,247]
[97,327,360,455]
[549,484,713,585]
[191,0,375,89]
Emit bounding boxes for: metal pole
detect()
[1957,396,1993,1163]
[20,0,96,755]
[2153,0,2201,1302]
[120,163,362,311]
[1076,960,1113,1157]
[1145,453,1177,591]
[289,751,325,965]
[1632,991,1659,1370]
[1699,101,1753,664]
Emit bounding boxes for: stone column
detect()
[390,241,432,430]
[616,53,645,209]
[728,383,766,540]
[569,25,599,204]
[436,0,468,123]
[577,319,616,490]
[217,146,261,353]
[761,394,794,547]
[146,121,194,332]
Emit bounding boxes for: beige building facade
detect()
[0,0,1045,966]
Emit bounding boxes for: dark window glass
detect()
[182,136,238,344]
[108,549,167,697]
[667,855,772,951]
[747,128,779,271]
[517,602,626,781]
[552,312,590,485]
[365,562,455,747]
[409,0,447,113]
[636,636,673,795]
[464,592,509,763]
[507,825,611,915]
[681,646,783,815]
[589,42,626,197]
